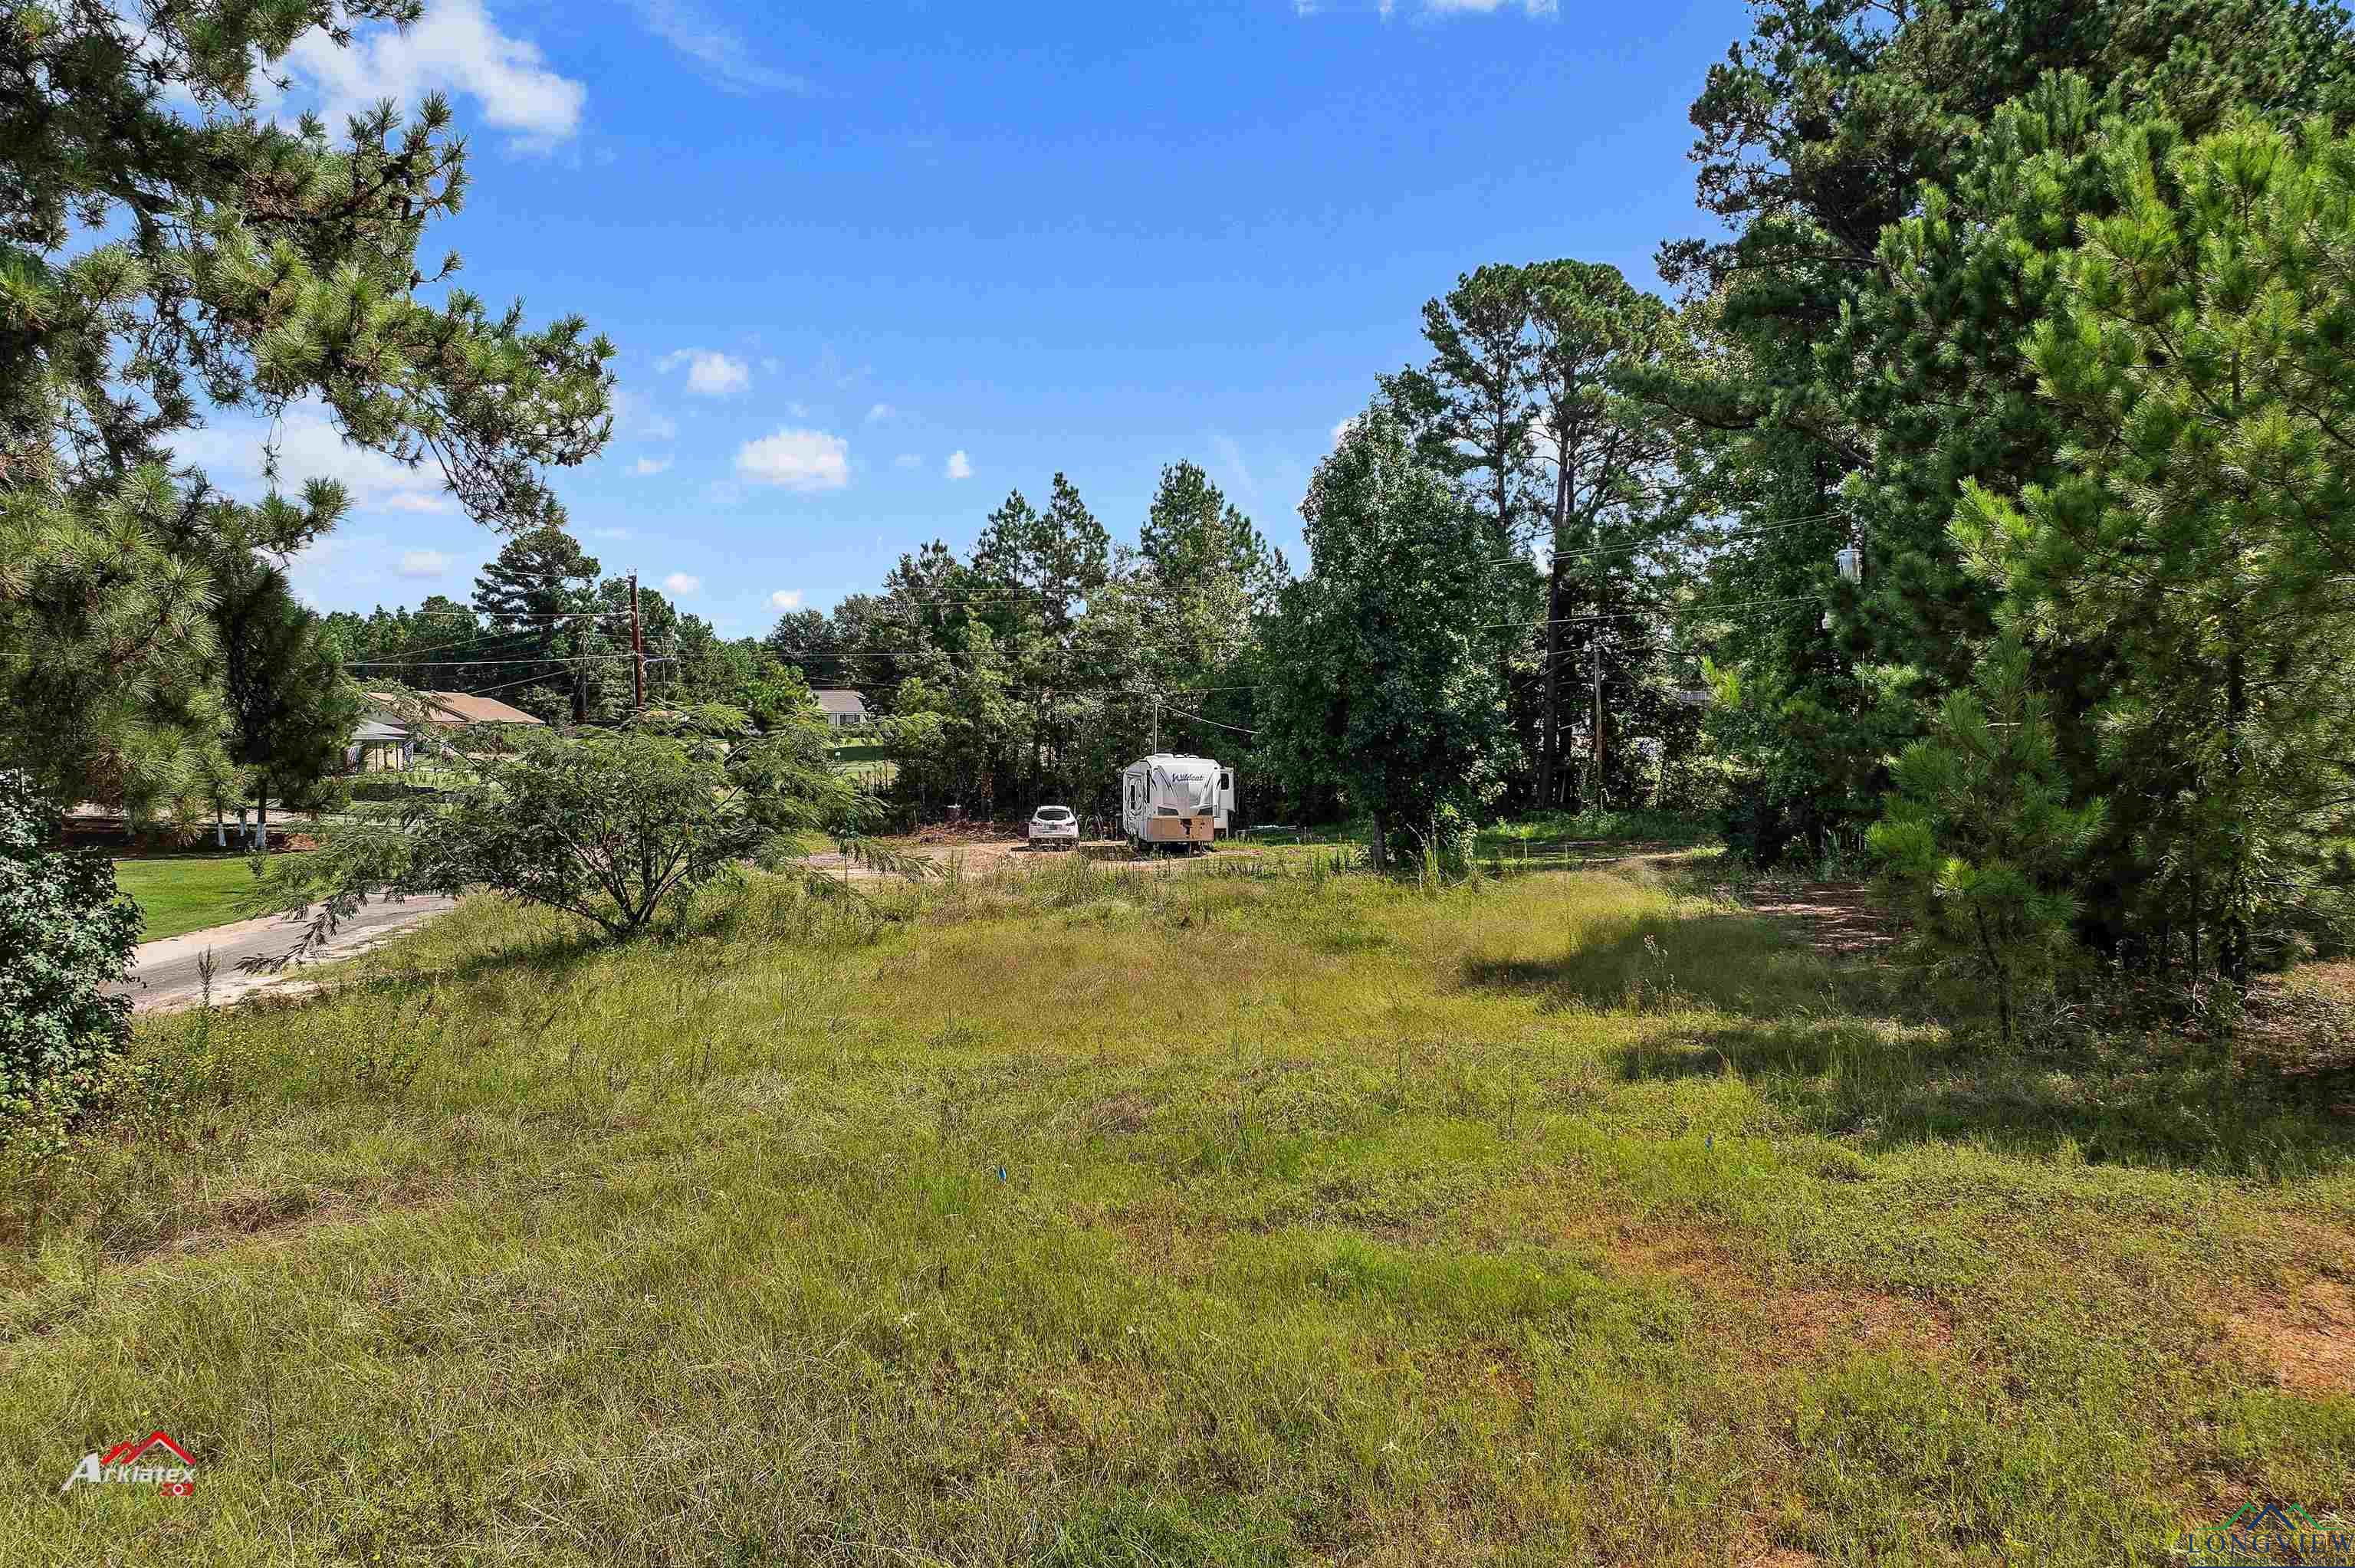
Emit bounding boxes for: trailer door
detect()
[1217,768,1234,831]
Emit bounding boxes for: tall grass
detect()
[0,859,2347,1563]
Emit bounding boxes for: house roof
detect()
[365,691,546,727]
[813,688,867,717]
[350,718,409,743]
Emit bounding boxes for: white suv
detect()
[1027,805,1079,848]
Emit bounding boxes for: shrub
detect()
[0,772,142,1125]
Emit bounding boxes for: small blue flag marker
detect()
[996,1166,1007,1181]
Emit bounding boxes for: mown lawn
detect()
[2,857,2349,1563]
[110,855,264,943]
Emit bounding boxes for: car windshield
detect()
[1036,807,1071,820]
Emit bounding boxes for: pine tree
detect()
[1523,261,1682,810]
[1869,640,2106,1046]
[0,3,613,815]
[215,558,362,841]
[1956,114,2355,982]
[471,527,603,723]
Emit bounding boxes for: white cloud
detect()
[171,400,454,516]
[285,0,586,150]
[629,454,673,477]
[611,387,678,443]
[787,400,811,418]
[396,549,453,579]
[1331,416,1359,447]
[1210,431,1258,498]
[769,589,804,611]
[635,0,813,95]
[865,402,898,423]
[944,450,973,481]
[590,526,632,541]
[658,349,751,397]
[892,452,923,470]
[663,572,701,596]
[735,428,850,492]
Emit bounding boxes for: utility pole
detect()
[630,573,645,715]
[1590,506,1607,810]
[1151,696,1160,755]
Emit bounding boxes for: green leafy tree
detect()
[1957,114,2355,982]
[734,654,817,732]
[0,771,142,1125]
[1870,641,2106,1045]
[1260,412,1511,868]
[258,704,871,946]
[0,2,613,815]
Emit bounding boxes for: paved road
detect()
[110,896,461,1013]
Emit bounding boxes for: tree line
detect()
[8,0,2355,1062]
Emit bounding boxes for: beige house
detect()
[350,691,545,771]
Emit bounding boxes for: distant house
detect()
[350,691,545,771]
[813,689,869,731]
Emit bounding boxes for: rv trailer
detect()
[1121,753,1233,851]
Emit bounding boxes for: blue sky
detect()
[208,0,1751,635]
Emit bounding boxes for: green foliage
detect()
[469,526,603,723]
[215,556,361,812]
[0,3,613,815]
[1958,113,2355,980]
[1657,0,2355,870]
[1260,412,1512,868]
[1869,643,2106,1044]
[0,772,140,1124]
[261,704,871,943]
[732,654,816,731]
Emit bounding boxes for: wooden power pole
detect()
[1591,510,1606,809]
[630,573,645,714]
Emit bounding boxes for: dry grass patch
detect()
[2224,1274,2355,1397]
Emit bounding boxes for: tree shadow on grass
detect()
[1459,896,2353,1176]
[1457,910,1894,1022]
[1618,1015,2355,1177]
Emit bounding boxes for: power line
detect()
[1477,593,1820,631]
[344,654,645,669]
[1164,706,1256,736]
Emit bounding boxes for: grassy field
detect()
[2,856,2349,1563]
[110,856,264,943]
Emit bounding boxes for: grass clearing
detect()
[2,856,2350,1563]
[109,855,267,943]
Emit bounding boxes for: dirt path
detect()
[1742,881,1900,958]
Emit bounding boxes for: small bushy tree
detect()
[1869,642,2107,1045]
[258,702,874,948]
[0,773,142,1124]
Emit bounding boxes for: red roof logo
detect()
[98,1432,195,1467]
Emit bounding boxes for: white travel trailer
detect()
[1121,753,1233,851]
